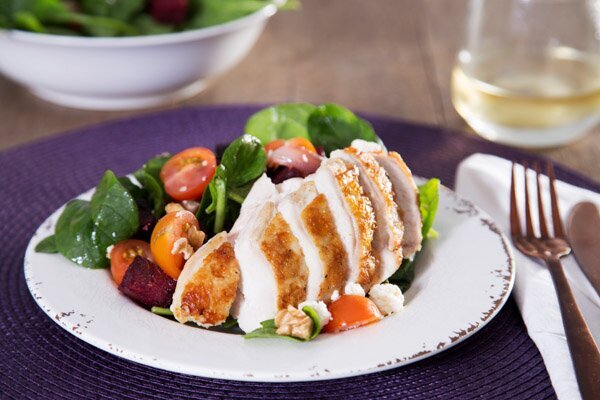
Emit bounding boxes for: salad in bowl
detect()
[35,102,440,342]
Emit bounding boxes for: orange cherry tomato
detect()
[286,137,317,154]
[323,295,383,333]
[150,210,200,279]
[265,139,286,154]
[160,147,216,201]
[265,138,317,154]
[109,239,153,285]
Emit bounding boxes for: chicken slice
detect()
[261,211,309,309]
[231,200,310,333]
[229,174,279,237]
[301,192,349,301]
[331,147,404,285]
[278,181,349,302]
[311,158,377,290]
[350,140,423,259]
[171,232,240,327]
[231,202,278,332]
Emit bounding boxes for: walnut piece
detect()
[187,225,206,249]
[165,202,185,214]
[171,237,194,260]
[274,305,313,340]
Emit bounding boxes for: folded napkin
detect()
[455,154,600,400]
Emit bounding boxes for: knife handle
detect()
[547,257,600,400]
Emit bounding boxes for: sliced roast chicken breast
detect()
[278,181,348,301]
[331,147,404,285]
[171,232,240,327]
[372,151,422,259]
[350,140,423,259]
[311,158,377,291]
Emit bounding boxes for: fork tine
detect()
[547,162,565,238]
[522,161,535,238]
[534,162,549,238]
[510,162,522,238]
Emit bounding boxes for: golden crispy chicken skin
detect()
[301,193,349,301]
[172,233,240,327]
[329,160,377,287]
[260,212,309,309]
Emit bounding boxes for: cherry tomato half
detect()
[110,239,153,285]
[160,147,217,201]
[265,138,317,155]
[323,295,383,333]
[150,210,200,279]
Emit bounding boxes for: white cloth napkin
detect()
[455,153,600,400]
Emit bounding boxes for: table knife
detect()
[568,201,600,297]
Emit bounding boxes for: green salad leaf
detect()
[198,134,266,235]
[244,305,322,341]
[142,153,171,186]
[90,171,139,248]
[245,103,316,145]
[40,170,139,268]
[307,103,380,155]
[34,234,58,254]
[133,169,166,218]
[81,0,145,21]
[54,199,107,268]
[388,178,440,291]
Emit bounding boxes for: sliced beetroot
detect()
[118,256,176,308]
[267,166,304,184]
[150,0,189,25]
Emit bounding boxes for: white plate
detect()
[24,180,515,382]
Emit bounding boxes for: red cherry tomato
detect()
[160,147,216,201]
[110,240,153,285]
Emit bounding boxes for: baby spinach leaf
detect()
[55,200,106,268]
[13,10,43,31]
[81,0,145,21]
[418,178,440,238]
[245,103,316,145]
[244,319,301,341]
[34,234,58,254]
[142,153,171,185]
[388,178,440,291]
[221,316,239,328]
[133,169,165,218]
[219,134,266,187]
[186,0,275,29]
[198,135,266,235]
[307,103,379,155]
[302,305,322,340]
[89,171,139,261]
[132,14,174,35]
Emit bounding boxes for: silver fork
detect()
[510,161,600,400]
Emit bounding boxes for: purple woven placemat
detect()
[2,106,597,400]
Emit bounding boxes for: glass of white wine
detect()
[452,0,600,148]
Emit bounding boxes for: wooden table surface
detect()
[1,0,598,181]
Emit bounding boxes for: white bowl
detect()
[0,5,277,110]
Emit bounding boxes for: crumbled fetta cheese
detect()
[298,300,331,326]
[368,284,405,315]
[105,245,114,259]
[330,290,341,302]
[344,282,365,297]
[350,139,382,153]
